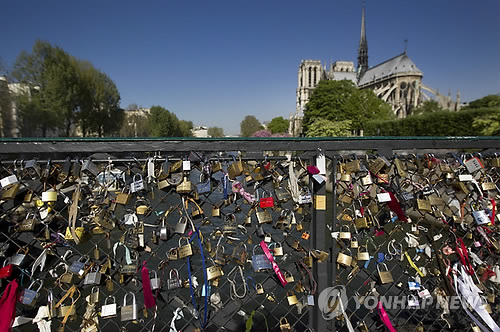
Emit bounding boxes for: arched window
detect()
[314,67,317,85]
[308,67,311,87]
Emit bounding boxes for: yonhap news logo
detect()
[318,285,349,320]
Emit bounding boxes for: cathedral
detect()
[290,5,461,136]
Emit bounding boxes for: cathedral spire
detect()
[357,1,368,78]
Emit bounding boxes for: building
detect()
[192,126,208,138]
[0,76,34,137]
[290,5,460,136]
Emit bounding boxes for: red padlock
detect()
[260,196,274,209]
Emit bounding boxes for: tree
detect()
[240,115,263,137]
[208,126,224,137]
[306,119,352,137]
[267,116,289,134]
[467,95,500,109]
[303,80,393,136]
[412,100,443,115]
[148,105,191,137]
[472,113,500,136]
[179,120,193,137]
[120,113,150,137]
[252,130,272,137]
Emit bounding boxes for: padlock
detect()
[64,218,85,241]
[84,265,102,285]
[176,176,192,194]
[355,216,369,230]
[175,216,188,234]
[178,237,193,258]
[215,246,226,265]
[147,270,160,290]
[337,249,352,267]
[471,203,490,225]
[416,199,432,212]
[19,279,43,305]
[255,283,264,294]
[264,233,272,243]
[339,225,351,240]
[101,296,117,318]
[287,291,298,305]
[351,233,359,248]
[357,246,370,261]
[16,213,37,232]
[121,292,138,322]
[212,204,221,217]
[90,286,100,304]
[68,255,89,276]
[116,188,131,205]
[167,269,181,289]
[58,298,76,318]
[256,209,272,224]
[284,271,294,283]
[304,252,313,267]
[407,295,419,308]
[252,245,272,272]
[273,242,283,256]
[377,263,394,284]
[376,192,391,203]
[160,219,168,240]
[358,321,369,332]
[167,248,178,260]
[472,325,481,332]
[131,173,146,193]
[207,265,223,281]
[279,317,291,332]
[256,225,265,237]
[227,157,244,179]
[0,174,18,188]
[81,159,99,177]
[301,231,310,240]
[41,190,58,202]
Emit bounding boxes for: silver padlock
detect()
[101,296,117,318]
[471,204,490,225]
[84,265,102,285]
[19,279,43,305]
[167,269,181,290]
[251,245,272,272]
[175,216,188,234]
[130,174,146,193]
[121,292,138,322]
[81,159,99,177]
[150,270,161,290]
[160,219,168,240]
[0,174,18,188]
[10,248,28,266]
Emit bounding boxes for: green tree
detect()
[467,95,500,109]
[303,80,393,135]
[148,105,184,137]
[207,126,224,137]
[240,115,263,137]
[179,120,194,137]
[120,113,150,137]
[472,113,500,136]
[267,116,289,134]
[412,100,443,115]
[306,119,352,137]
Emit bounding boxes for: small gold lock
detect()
[284,271,294,283]
[355,217,369,229]
[256,283,264,294]
[378,263,394,284]
[206,266,223,281]
[357,246,370,261]
[273,243,283,256]
[337,249,352,267]
[287,291,298,305]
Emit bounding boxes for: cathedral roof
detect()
[358,52,422,86]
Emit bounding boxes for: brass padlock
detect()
[167,248,178,260]
[279,317,291,332]
[273,242,283,256]
[337,249,352,267]
[287,291,298,305]
[357,246,370,261]
[284,271,294,283]
[355,216,369,230]
[417,199,432,212]
[377,263,393,284]
[304,253,313,267]
[176,177,192,194]
[212,205,220,217]
[351,234,359,248]
[178,237,193,258]
[206,265,223,281]
[256,283,264,294]
[339,225,351,240]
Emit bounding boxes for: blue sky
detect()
[1,0,499,135]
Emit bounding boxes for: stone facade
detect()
[290,5,460,136]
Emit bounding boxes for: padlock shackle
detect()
[123,292,136,306]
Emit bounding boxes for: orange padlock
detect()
[301,231,310,240]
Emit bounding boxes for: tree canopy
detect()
[208,126,224,137]
[148,106,192,137]
[240,115,263,137]
[466,94,500,109]
[303,80,393,136]
[267,116,289,134]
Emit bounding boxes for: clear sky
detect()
[1,0,499,135]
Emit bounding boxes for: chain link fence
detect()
[0,138,499,332]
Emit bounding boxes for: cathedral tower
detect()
[357,3,368,77]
